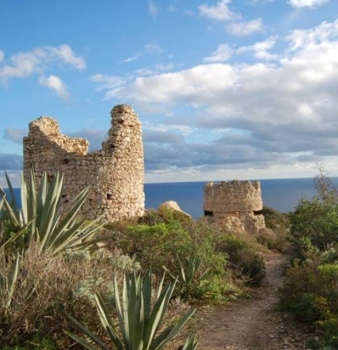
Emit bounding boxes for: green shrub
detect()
[260,206,291,251]
[289,170,338,254]
[217,234,266,286]
[279,258,338,345]
[262,206,290,231]
[115,218,241,301]
[280,170,338,347]
[118,221,192,275]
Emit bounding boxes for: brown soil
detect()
[197,251,312,350]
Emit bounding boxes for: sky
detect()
[1,0,338,187]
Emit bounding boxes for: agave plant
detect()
[0,170,103,254]
[164,255,210,300]
[179,334,198,350]
[66,270,197,350]
[0,253,20,318]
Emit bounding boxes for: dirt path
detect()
[198,251,310,350]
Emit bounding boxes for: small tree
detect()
[290,167,338,253]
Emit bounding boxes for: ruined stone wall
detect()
[23,105,144,222]
[203,180,265,233]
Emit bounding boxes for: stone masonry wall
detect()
[23,105,144,222]
[203,180,265,233]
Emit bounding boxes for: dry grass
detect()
[0,241,138,348]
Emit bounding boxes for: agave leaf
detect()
[150,325,174,350]
[0,188,21,228]
[4,170,18,211]
[20,173,29,225]
[46,221,83,254]
[144,282,175,349]
[130,290,144,350]
[94,294,124,350]
[1,221,32,250]
[27,170,37,234]
[114,274,130,347]
[157,272,165,299]
[151,309,196,350]
[65,313,110,350]
[64,332,100,350]
[48,186,89,243]
[142,270,152,331]
[5,253,20,309]
[178,334,198,350]
[122,272,131,347]
[178,256,186,283]
[37,173,63,240]
[37,172,48,214]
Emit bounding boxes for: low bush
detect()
[279,256,338,346]
[260,206,290,252]
[279,170,338,348]
[217,234,266,286]
[0,240,141,348]
[114,217,250,301]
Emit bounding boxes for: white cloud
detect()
[184,10,194,16]
[4,127,26,143]
[288,0,329,8]
[144,43,163,55]
[227,18,264,36]
[249,0,274,3]
[94,19,338,173]
[121,54,141,63]
[287,19,338,51]
[91,74,127,90]
[50,44,86,69]
[0,45,85,81]
[136,64,174,76]
[121,43,162,64]
[237,36,278,60]
[199,0,239,22]
[39,75,69,99]
[148,0,158,17]
[0,50,4,63]
[204,44,233,62]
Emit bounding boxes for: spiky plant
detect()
[66,270,197,350]
[0,253,20,318]
[164,255,210,300]
[0,170,103,254]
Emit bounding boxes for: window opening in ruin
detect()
[62,158,70,164]
[204,210,214,217]
[253,210,262,216]
[107,193,113,200]
[62,194,67,198]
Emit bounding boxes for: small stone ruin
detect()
[203,180,266,233]
[23,105,144,222]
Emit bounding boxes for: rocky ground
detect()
[197,251,315,350]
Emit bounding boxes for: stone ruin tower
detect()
[23,105,144,222]
[203,180,266,233]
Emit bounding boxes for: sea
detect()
[3,177,338,219]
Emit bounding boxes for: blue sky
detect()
[1,0,338,186]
